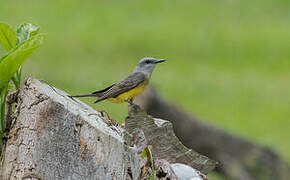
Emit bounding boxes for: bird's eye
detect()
[145,60,150,64]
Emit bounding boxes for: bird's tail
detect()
[68,94,98,98]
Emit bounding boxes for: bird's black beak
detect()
[155,59,166,64]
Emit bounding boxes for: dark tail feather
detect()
[94,98,104,104]
[68,94,104,104]
[69,94,98,98]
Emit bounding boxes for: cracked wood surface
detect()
[125,105,216,175]
[0,78,141,180]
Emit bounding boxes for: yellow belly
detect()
[107,83,148,103]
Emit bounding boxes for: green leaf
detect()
[0,34,44,91]
[0,23,17,51]
[17,23,40,44]
[141,145,153,159]
[7,82,13,91]
[141,145,155,179]
[141,148,147,159]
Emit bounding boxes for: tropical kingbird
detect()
[70,57,166,104]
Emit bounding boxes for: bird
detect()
[69,57,166,105]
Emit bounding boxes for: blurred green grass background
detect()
[1,0,290,165]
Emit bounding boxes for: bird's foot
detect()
[125,99,135,106]
[125,99,142,113]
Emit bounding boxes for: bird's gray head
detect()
[134,57,166,77]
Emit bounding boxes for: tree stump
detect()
[0,78,215,180]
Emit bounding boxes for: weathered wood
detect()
[125,104,216,174]
[171,163,209,180]
[1,78,142,180]
[0,78,213,180]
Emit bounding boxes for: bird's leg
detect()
[125,99,134,106]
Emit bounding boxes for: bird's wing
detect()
[95,72,146,103]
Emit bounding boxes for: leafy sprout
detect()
[0,22,44,146]
[141,145,155,180]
